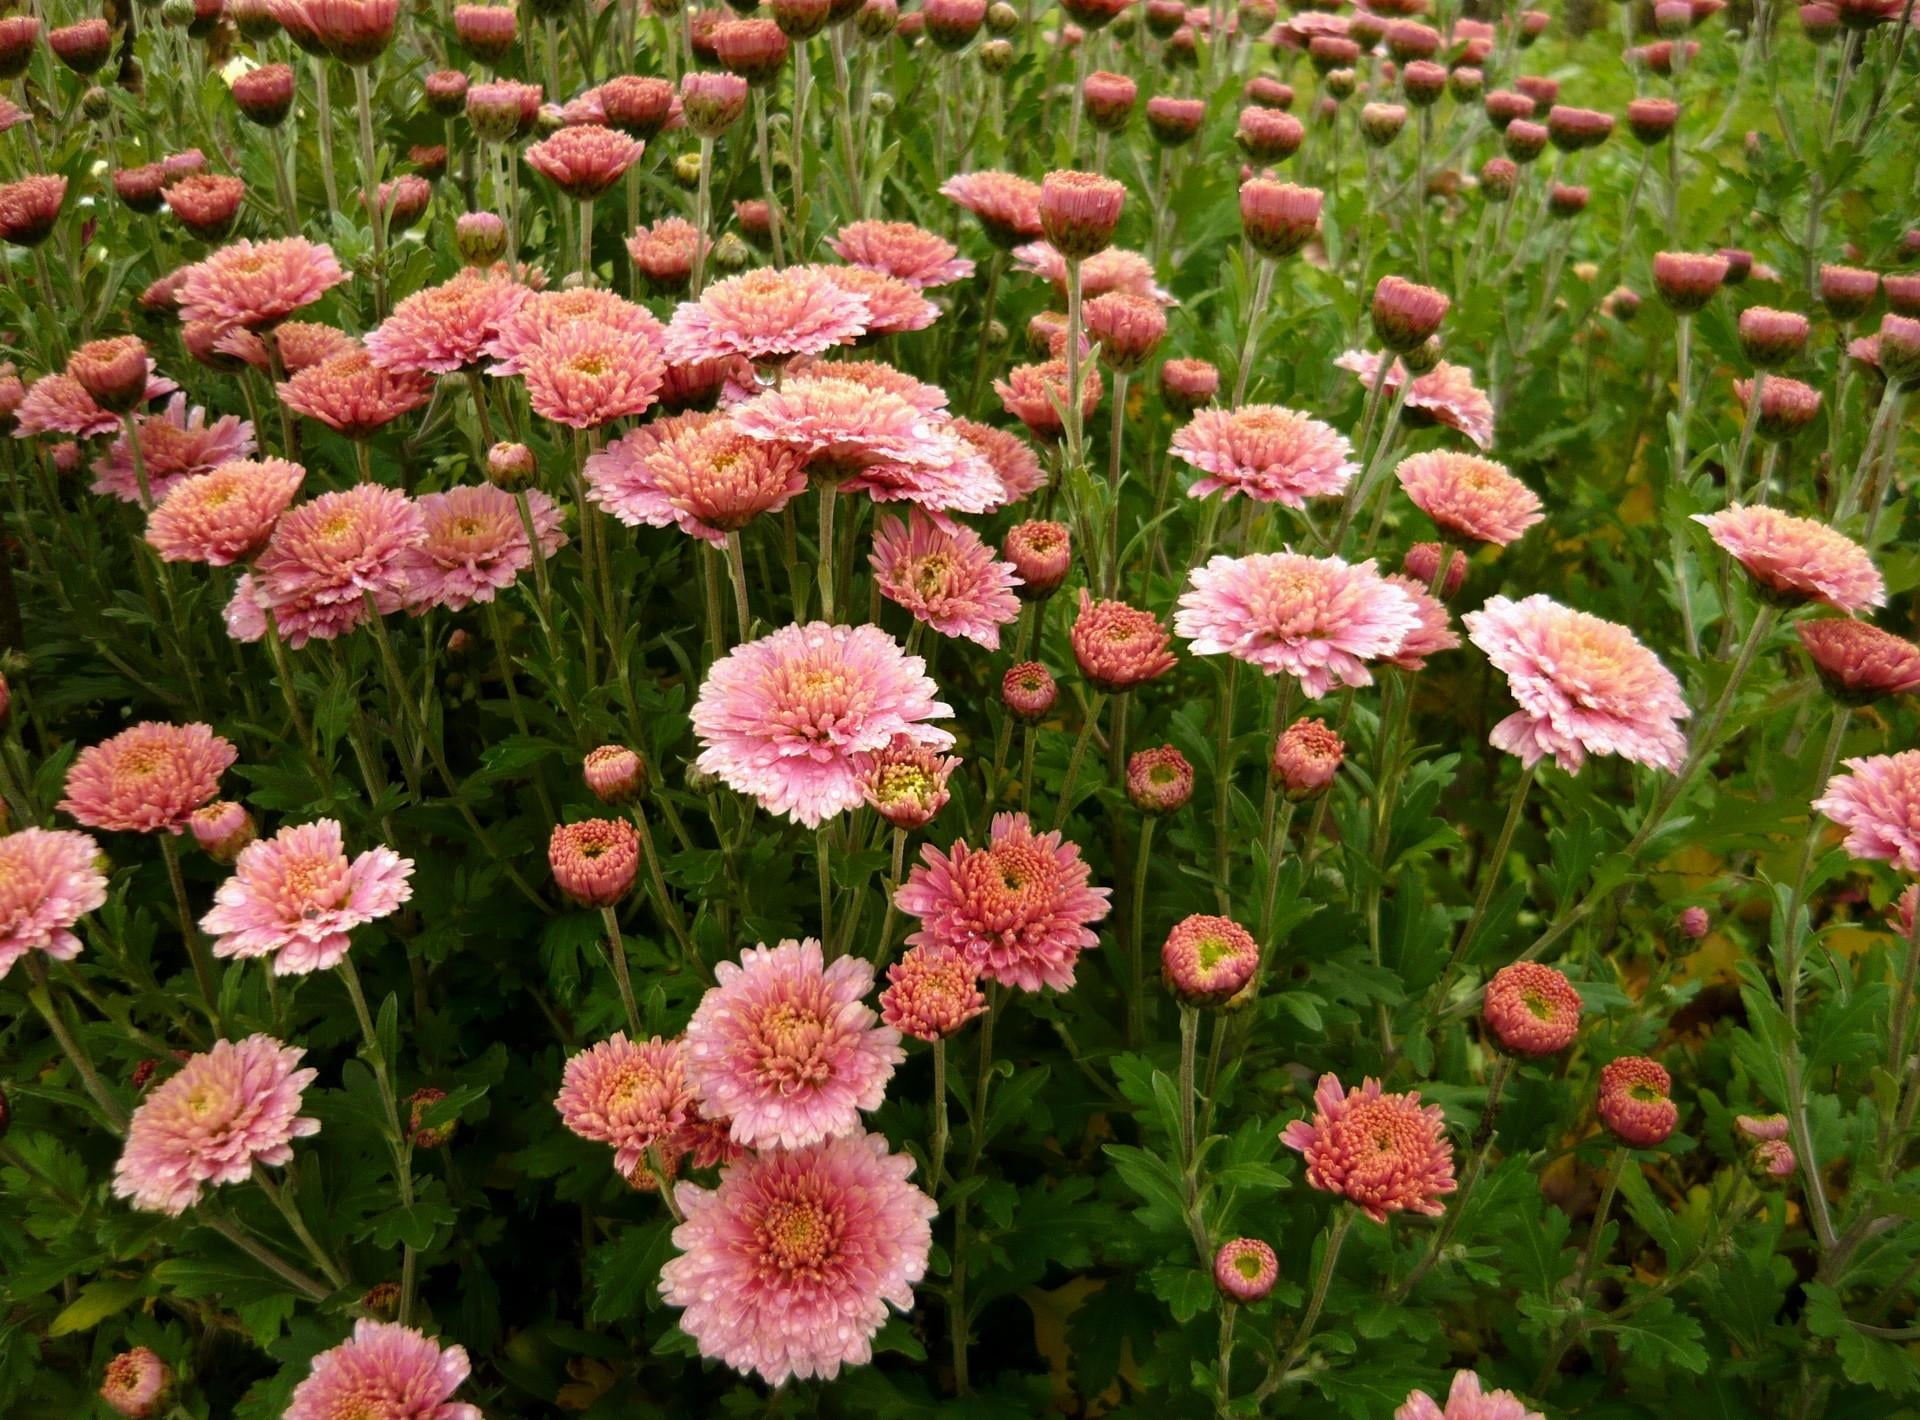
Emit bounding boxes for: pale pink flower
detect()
[200,819,413,975]
[1170,405,1357,506]
[880,946,986,1040]
[145,457,305,565]
[828,220,975,288]
[871,511,1022,648]
[176,238,347,330]
[1334,349,1495,450]
[938,169,1044,246]
[730,374,936,476]
[1463,593,1689,774]
[0,827,108,978]
[366,267,531,375]
[284,1320,480,1420]
[692,622,953,827]
[659,1130,936,1385]
[99,1348,171,1419]
[1395,450,1542,546]
[953,417,1046,508]
[1011,242,1175,305]
[403,484,565,610]
[555,1033,694,1174]
[664,266,871,367]
[255,484,427,647]
[1175,551,1420,697]
[279,348,434,437]
[1692,505,1884,612]
[585,409,806,542]
[483,286,664,376]
[1814,752,1920,871]
[683,937,903,1149]
[896,811,1112,992]
[12,366,178,439]
[112,1034,320,1214]
[1383,573,1461,671]
[62,722,237,834]
[793,357,950,414]
[520,316,667,428]
[1280,1073,1457,1223]
[92,395,257,504]
[819,264,940,335]
[1397,1371,1544,1420]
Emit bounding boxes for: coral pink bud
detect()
[1160,357,1219,414]
[1308,34,1360,69]
[1884,272,1920,317]
[1877,313,1920,385]
[1403,541,1467,596]
[1163,913,1258,1005]
[1385,18,1440,58]
[100,1348,171,1419]
[1514,74,1559,105]
[548,818,640,907]
[1003,519,1072,600]
[1400,60,1448,106]
[1239,178,1322,259]
[424,68,471,116]
[1482,961,1582,1055]
[1145,94,1205,146]
[1082,70,1138,131]
[1001,661,1058,721]
[1483,89,1534,129]
[1246,76,1292,110]
[1547,104,1613,150]
[369,174,432,231]
[1795,617,1920,703]
[307,0,399,62]
[456,211,509,265]
[68,336,151,415]
[1678,904,1711,938]
[1361,102,1409,146]
[1126,745,1193,815]
[524,124,646,200]
[1741,374,1822,439]
[49,18,112,73]
[1608,285,1642,321]
[189,801,257,863]
[0,16,40,80]
[584,744,648,803]
[1039,170,1126,261]
[1143,0,1182,33]
[1272,716,1344,799]
[597,75,677,138]
[1519,7,1552,39]
[924,0,988,46]
[680,69,750,137]
[1654,0,1692,28]
[0,174,67,247]
[1235,105,1305,163]
[1800,1,1842,37]
[1738,306,1810,368]
[1548,183,1589,218]
[880,946,986,1040]
[455,3,518,61]
[1372,274,1449,352]
[1503,118,1549,162]
[714,17,789,82]
[1213,1239,1278,1303]
[165,174,246,241]
[232,63,296,126]
[466,79,542,141]
[115,165,170,214]
[1651,250,1729,312]
[1752,1139,1797,1177]
[1071,591,1175,690]
[1450,66,1485,102]
[1479,156,1518,201]
[1597,1056,1678,1147]
[1717,246,1753,284]
[1820,263,1878,320]
[1084,292,1166,373]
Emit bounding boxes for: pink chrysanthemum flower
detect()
[1162,913,1259,1005]
[819,264,940,335]
[855,733,961,830]
[1170,405,1358,507]
[92,395,257,505]
[692,622,954,827]
[112,1034,320,1214]
[1334,349,1495,450]
[1214,1238,1279,1303]
[1071,590,1177,691]
[1395,451,1542,546]
[1482,961,1582,1056]
[1814,752,1920,871]
[403,484,565,611]
[995,358,1103,443]
[62,722,237,835]
[730,374,936,476]
[255,484,427,647]
[176,238,348,331]
[199,819,413,975]
[1396,1371,1544,1420]
[0,827,108,978]
[555,1033,694,1174]
[1692,505,1884,612]
[664,266,871,368]
[11,366,178,439]
[100,1347,171,1419]
[952,418,1045,509]
[683,937,903,1149]
[548,818,640,907]
[224,574,270,643]
[896,811,1112,992]
[1011,242,1175,305]
[523,123,646,199]
[365,266,531,374]
[483,287,665,376]
[1596,1055,1677,1147]
[871,511,1023,648]
[1463,594,1689,775]
[659,1130,936,1386]
[585,410,806,542]
[520,316,667,428]
[279,349,435,438]
[1280,1073,1457,1223]
[1382,573,1460,671]
[796,357,951,414]
[217,320,357,375]
[284,1320,481,1420]
[828,220,975,288]
[938,169,1044,246]
[837,432,1008,520]
[145,457,305,565]
[627,217,707,291]
[880,945,987,1040]
[1797,619,1920,704]
[1175,552,1420,697]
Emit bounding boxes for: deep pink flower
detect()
[0,827,108,978]
[692,622,953,827]
[871,511,1022,648]
[145,457,305,565]
[1396,451,1542,546]
[1397,1371,1544,1420]
[1171,405,1356,506]
[586,410,806,542]
[1463,594,1688,774]
[828,220,974,288]
[176,238,347,330]
[12,367,177,440]
[896,811,1111,992]
[1693,505,1884,612]
[1280,1073,1457,1223]
[1814,752,1920,871]
[403,484,565,610]
[880,945,986,1040]
[1333,349,1495,450]
[279,348,434,437]
[683,937,903,1149]
[664,266,871,367]
[659,1130,935,1385]
[555,1033,694,1174]
[200,819,413,975]
[91,395,256,505]
[1175,552,1420,697]
[520,316,667,428]
[365,267,531,375]
[255,484,426,646]
[1482,961,1582,1056]
[112,1034,320,1214]
[62,722,237,834]
[1071,590,1176,690]
[1597,1056,1677,1147]
[548,818,640,907]
[284,1321,480,1420]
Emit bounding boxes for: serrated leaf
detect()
[46,1279,144,1336]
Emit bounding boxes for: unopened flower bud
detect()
[189,801,256,862]
[1004,519,1071,599]
[486,440,536,489]
[1272,716,1343,798]
[1737,306,1810,368]
[1163,913,1258,1005]
[456,211,508,265]
[1372,274,1449,352]
[1126,745,1193,814]
[1213,1238,1278,1303]
[584,744,648,803]
[1001,661,1057,721]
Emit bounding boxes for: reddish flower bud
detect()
[1160,356,1218,413]
[424,68,471,116]
[1738,374,1822,439]
[1547,104,1613,151]
[189,801,257,862]
[165,173,246,241]
[1651,250,1729,313]
[584,744,649,803]
[1001,660,1058,720]
[485,438,536,489]
[1145,94,1205,145]
[49,18,112,73]
[1502,118,1549,162]
[1039,169,1125,260]
[1245,75,1292,110]
[1548,182,1588,218]
[455,211,508,265]
[1820,263,1879,320]
[1361,101,1409,146]
[1478,156,1517,201]
[1598,1056,1678,1147]
[1403,541,1467,595]
[0,16,41,81]
[68,335,151,414]
[1084,292,1166,373]
[114,164,170,214]
[1272,716,1344,798]
[1308,33,1360,69]
[681,70,750,137]
[1213,1238,1278,1303]
[455,3,518,61]
[0,174,68,247]
[1163,913,1258,1004]
[1483,961,1583,1055]
[1082,69,1137,131]
[1126,745,1193,814]
[1737,306,1810,369]
[597,75,676,137]
[548,818,640,907]
[1004,519,1072,599]
[231,63,296,126]
[714,18,789,82]
[771,0,833,37]
[1879,313,1920,385]
[1483,89,1534,129]
[1400,59,1447,106]
[1372,274,1449,352]
[1678,905,1712,939]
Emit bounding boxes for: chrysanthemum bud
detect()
[68,336,151,414]
[771,0,833,37]
[1272,716,1344,798]
[1126,745,1193,814]
[189,801,257,862]
[1145,94,1205,146]
[1238,178,1321,259]
[1548,182,1588,218]
[1483,88,1534,129]
[985,0,1018,30]
[1482,961,1583,1055]
[1598,1056,1678,1147]
[1213,1238,1278,1303]
[1876,313,1920,385]
[1651,250,1729,313]
[1001,661,1057,720]
[856,0,899,37]
[1678,905,1711,939]
[1360,101,1408,146]
[99,1348,172,1419]
[1039,169,1125,260]
[1515,73,1559,105]
[1308,33,1360,70]
[0,16,40,80]
[713,17,789,81]
[1400,59,1447,106]
[1737,306,1810,369]
[1820,263,1878,320]
[879,946,986,1040]
[1321,67,1355,99]
[1163,913,1258,1005]
[425,68,470,116]
[1160,356,1218,413]
[231,63,296,126]
[924,0,987,47]
[1246,75,1292,109]
[1372,274,1449,352]
[858,739,957,828]
[1796,617,1920,703]
[1503,118,1549,162]
[456,211,508,265]
[1004,519,1072,599]
[484,439,536,490]
[1607,285,1641,321]
[1624,96,1679,146]
[165,173,246,241]
[583,744,648,803]
[455,3,519,60]
[1142,0,1182,33]
[49,18,112,73]
[979,36,1014,70]
[1743,375,1822,439]
[548,818,640,907]
[1085,292,1166,373]
[1449,66,1484,102]
[1478,156,1517,201]
[1800,1,1842,37]
[1884,273,1920,318]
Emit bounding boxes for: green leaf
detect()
[587,1218,675,1322]
[1602,1295,1710,1374]
[1102,1144,1189,1227]
[1144,1264,1215,1323]
[46,1279,144,1336]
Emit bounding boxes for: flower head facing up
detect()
[664,266,871,368]
[112,1034,319,1214]
[692,622,953,828]
[519,316,667,429]
[1175,552,1420,697]
[62,722,238,834]
[283,1320,481,1420]
[896,811,1112,992]
[683,937,903,1149]
[1071,590,1176,690]
[1796,618,1920,703]
[14,366,178,440]
[404,484,566,611]
[1395,451,1542,546]
[1464,594,1689,775]
[254,484,426,646]
[177,238,347,331]
[145,457,305,565]
[1126,744,1194,814]
[1692,505,1884,612]
[1597,1055,1678,1147]
[1482,961,1582,1055]
[828,220,974,288]
[939,169,1044,247]
[279,348,435,438]
[1281,1073,1457,1222]
[1396,1370,1545,1420]
[855,734,960,829]
[659,1130,936,1386]
[871,511,1023,648]
[1213,1238,1279,1303]
[880,945,987,1040]
[200,819,413,975]
[366,267,531,376]
[92,395,258,505]
[548,818,640,907]
[0,827,108,979]
[1162,913,1258,1005]
[1333,349,1496,450]
[1171,405,1357,507]
[100,1348,172,1419]
[1814,752,1920,871]
[555,1033,694,1174]
[586,410,807,542]
[524,123,646,199]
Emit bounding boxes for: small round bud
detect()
[548,818,640,907]
[189,801,257,862]
[986,1,1018,30]
[1001,661,1057,721]
[1160,357,1218,413]
[1039,169,1126,260]
[1598,1056,1678,1147]
[1372,274,1449,352]
[713,231,753,271]
[979,35,1014,70]
[1004,519,1071,599]
[1482,961,1583,1056]
[673,152,704,190]
[1478,156,1517,202]
[1360,101,1408,146]
[1272,717,1344,798]
[1145,94,1205,146]
[1503,118,1549,163]
[1651,250,1729,313]
[1126,745,1193,814]
[584,744,648,803]
[68,336,151,414]
[81,85,112,120]
[1163,913,1258,1005]
[1213,1238,1278,1303]
[1820,263,1878,320]
[455,211,508,265]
